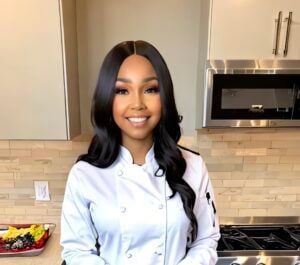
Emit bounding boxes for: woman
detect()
[60,40,220,265]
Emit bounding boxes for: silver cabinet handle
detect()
[273,11,282,55]
[283,12,293,57]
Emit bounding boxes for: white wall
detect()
[76,0,201,136]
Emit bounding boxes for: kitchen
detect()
[0,0,300,264]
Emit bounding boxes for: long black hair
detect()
[78,40,198,241]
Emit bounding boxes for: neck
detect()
[122,138,153,165]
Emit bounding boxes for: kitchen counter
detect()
[0,233,62,265]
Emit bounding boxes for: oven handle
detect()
[283,12,293,57]
[273,11,282,55]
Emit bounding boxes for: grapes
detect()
[4,233,35,250]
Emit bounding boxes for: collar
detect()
[119,144,159,175]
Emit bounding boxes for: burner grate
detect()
[218,224,300,251]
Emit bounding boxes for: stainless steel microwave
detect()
[203,60,300,127]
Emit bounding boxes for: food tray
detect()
[0,223,55,257]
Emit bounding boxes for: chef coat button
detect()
[126,252,132,258]
[117,169,123,176]
[120,206,126,213]
[158,204,164,209]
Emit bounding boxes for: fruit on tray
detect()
[1,224,49,251]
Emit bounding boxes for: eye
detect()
[145,86,159,94]
[115,87,128,95]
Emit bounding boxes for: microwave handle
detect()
[273,11,282,55]
[283,12,293,57]
[291,84,299,119]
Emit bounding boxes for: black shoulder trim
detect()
[177,145,200,156]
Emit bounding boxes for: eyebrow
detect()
[116,76,158,83]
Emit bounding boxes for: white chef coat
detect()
[60,145,220,265]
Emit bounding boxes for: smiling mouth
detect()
[127,117,148,123]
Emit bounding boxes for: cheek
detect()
[112,98,124,122]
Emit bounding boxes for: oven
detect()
[217,217,300,265]
[203,60,300,128]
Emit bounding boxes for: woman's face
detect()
[112,55,162,147]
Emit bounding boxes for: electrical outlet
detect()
[34,181,50,201]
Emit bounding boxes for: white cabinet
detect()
[0,0,80,140]
[209,0,300,59]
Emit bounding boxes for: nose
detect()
[130,92,146,110]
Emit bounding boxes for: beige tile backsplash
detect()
[1,128,300,226]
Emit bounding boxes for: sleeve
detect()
[60,165,108,265]
[178,158,220,265]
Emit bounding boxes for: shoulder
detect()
[178,146,209,191]
[178,145,204,169]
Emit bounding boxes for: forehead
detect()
[117,55,157,78]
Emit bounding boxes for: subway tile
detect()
[280,155,300,163]
[0,156,19,164]
[239,208,267,216]
[287,148,300,155]
[223,180,245,187]
[266,148,286,155]
[267,164,293,171]
[10,149,32,157]
[276,195,297,201]
[211,180,223,187]
[236,148,267,156]
[5,207,26,215]
[217,208,239,217]
[0,181,14,188]
[272,141,300,148]
[230,195,276,202]
[231,172,250,179]
[10,141,44,149]
[245,179,264,187]
[0,194,9,199]
[0,172,14,179]
[269,187,300,195]
[26,207,48,215]
[209,172,231,180]
[15,200,35,206]
[222,134,251,141]
[47,208,61,215]
[293,165,300,171]
[32,149,60,158]
[0,141,9,149]
[268,208,300,216]
[0,150,10,156]
[207,164,243,172]
[44,141,73,150]
[293,202,300,208]
[71,141,89,151]
[243,164,268,172]
[44,164,71,174]
[230,202,252,208]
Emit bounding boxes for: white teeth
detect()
[128,117,147,123]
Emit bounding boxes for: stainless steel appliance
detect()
[217,217,300,265]
[203,60,300,128]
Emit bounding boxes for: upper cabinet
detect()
[0,0,80,140]
[208,0,300,59]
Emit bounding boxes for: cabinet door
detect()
[277,0,300,59]
[209,0,283,59]
[0,0,67,139]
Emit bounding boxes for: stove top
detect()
[218,225,300,253]
[216,218,300,265]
